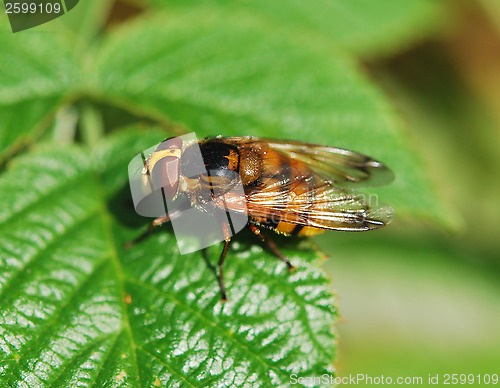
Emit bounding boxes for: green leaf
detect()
[150,0,444,57]
[0,130,337,386]
[92,9,454,227]
[53,0,115,52]
[0,20,80,162]
[302,0,443,57]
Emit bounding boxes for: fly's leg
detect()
[216,219,235,301]
[124,215,171,249]
[247,224,296,271]
[217,238,231,301]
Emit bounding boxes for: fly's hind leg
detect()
[247,224,296,271]
[124,215,171,249]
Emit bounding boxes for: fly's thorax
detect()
[239,148,263,186]
[176,141,246,209]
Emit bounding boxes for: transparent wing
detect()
[223,136,394,187]
[246,179,393,232]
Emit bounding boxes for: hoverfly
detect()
[130,136,393,300]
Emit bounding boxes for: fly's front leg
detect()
[217,238,231,301]
[216,219,234,301]
[124,215,171,249]
[248,224,296,271]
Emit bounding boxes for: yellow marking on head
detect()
[146,148,182,173]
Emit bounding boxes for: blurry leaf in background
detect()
[480,0,500,34]
[367,2,500,252]
[317,231,500,378]
[317,0,500,381]
[0,20,79,162]
[54,0,115,52]
[150,0,444,58]
[0,130,336,386]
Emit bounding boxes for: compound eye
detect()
[147,137,183,198]
[157,137,182,151]
[151,156,179,198]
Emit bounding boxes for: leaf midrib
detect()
[93,172,143,388]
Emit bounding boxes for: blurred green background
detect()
[316,1,500,381]
[1,0,500,385]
